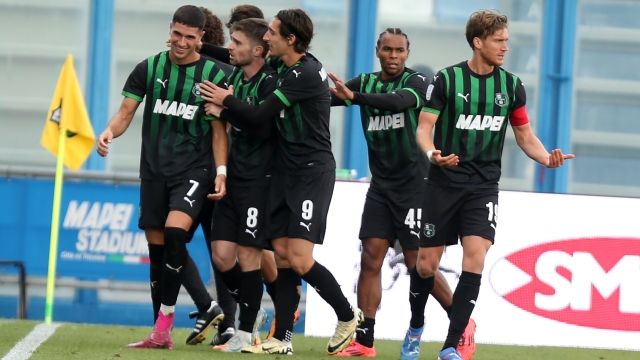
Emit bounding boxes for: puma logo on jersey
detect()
[166,263,182,273]
[245,229,257,238]
[183,197,195,207]
[367,113,405,131]
[153,99,199,120]
[410,230,420,239]
[293,70,302,78]
[457,93,470,102]
[299,222,312,232]
[156,78,167,88]
[319,67,328,81]
[456,114,506,132]
[417,75,427,81]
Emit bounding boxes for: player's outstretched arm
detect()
[416,111,459,167]
[328,72,419,112]
[512,123,574,168]
[96,97,140,157]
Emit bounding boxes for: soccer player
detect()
[96,5,229,349]
[414,10,573,360]
[328,28,467,359]
[200,9,363,355]
[206,18,275,352]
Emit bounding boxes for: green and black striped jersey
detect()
[343,68,429,189]
[265,55,335,174]
[423,61,526,186]
[122,51,228,180]
[226,64,278,184]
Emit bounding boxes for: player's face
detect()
[477,28,509,67]
[169,22,203,62]
[376,33,410,78]
[264,18,288,57]
[228,31,254,67]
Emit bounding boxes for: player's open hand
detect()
[200,81,233,106]
[546,149,574,168]
[96,129,113,157]
[328,72,354,101]
[207,175,226,201]
[429,150,459,167]
[205,103,223,117]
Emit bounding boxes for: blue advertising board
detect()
[0,176,217,326]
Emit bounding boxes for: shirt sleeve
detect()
[122,59,147,102]
[199,43,231,64]
[513,77,527,110]
[257,72,278,104]
[272,63,327,107]
[421,71,447,115]
[203,64,230,121]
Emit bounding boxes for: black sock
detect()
[409,266,434,329]
[182,253,213,313]
[161,227,190,306]
[443,305,453,319]
[273,268,300,342]
[238,269,264,333]
[443,271,481,351]
[301,262,353,322]
[148,244,164,323]
[219,262,242,302]
[264,279,277,304]
[213,262,237,331]
[355,317,375,348]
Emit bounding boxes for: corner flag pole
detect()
[44,128,67,324]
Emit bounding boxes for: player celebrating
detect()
[328,28,469,359]
[200,9,363,356]
[414,10,573,360]
[96,5,229,349]
[207,18,275,352]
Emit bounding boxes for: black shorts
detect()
[267,170,335,244]
[420,184,499,247]
[138,168,211,233]
[359,182,425,250]
[211,176,270,248]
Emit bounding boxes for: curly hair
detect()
[199,6,226,46]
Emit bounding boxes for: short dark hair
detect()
[275,9,314,53]
[376,28,410,49]
[231,18,270,58]
[172,5,205,31]
[227,4,264,29]
[200,7,226,46]
[465,10,509,50]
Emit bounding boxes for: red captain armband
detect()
[509,106,529,126]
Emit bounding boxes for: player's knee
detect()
[360,252,384,274]
[462,252,486,273]
[416,257,438,278]
[237,247,261,269]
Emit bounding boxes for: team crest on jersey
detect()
[245,96,253,105]
[192,83,201,97]
[494,92,508,107]
[424,223,435,238]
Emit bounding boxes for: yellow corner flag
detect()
[40,54,95,171]
[41,54,96,324]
